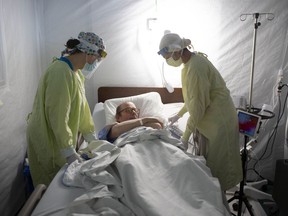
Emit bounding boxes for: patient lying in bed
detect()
[98,101,164,142]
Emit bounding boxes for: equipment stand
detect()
[228,136,255,216]
[228,12,274,216]
[227,13,261,216]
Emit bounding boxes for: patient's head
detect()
[116,102,140,122]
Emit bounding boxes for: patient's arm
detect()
[110,117,163,139]
[142,117,163,129]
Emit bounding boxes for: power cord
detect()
[248,84,288,180]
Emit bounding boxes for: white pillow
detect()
[103,92,166,125]
[92,102,106,134]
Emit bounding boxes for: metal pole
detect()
[248,13,260,112]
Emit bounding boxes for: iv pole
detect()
[228,12,274,216]
[245,13,275,112]
[247,13,260,112]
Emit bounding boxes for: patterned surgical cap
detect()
[77,32,106,55]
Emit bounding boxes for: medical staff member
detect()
[158,33,242,191]
[26,32,107,186]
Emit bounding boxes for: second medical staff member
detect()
[26,32,107,186]
[158,33,242,191]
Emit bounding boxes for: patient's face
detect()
[116,102,139,122]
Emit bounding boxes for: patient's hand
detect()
[142,117,164,129]
[145,122,163,129]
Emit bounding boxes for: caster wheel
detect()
[232,202,239,211]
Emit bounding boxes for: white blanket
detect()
[63,127,229,216]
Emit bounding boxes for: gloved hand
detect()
[66,153,83,165]
[168,114,181,126]
[83,132,98,143]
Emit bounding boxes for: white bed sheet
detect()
[113,127,228,216]
[31,165,86,216]
[33,127,229,216]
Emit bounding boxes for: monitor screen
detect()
[237,110,261,138]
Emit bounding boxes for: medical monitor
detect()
[237,110,261,138]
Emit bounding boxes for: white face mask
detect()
[81,60,101,79]
[166,50,183,67]
[166,56,182,67]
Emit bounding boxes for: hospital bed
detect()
[30,86,230,216]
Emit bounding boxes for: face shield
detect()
[157,47,170,58]
[81,58,103,79]
[76,32,107,79]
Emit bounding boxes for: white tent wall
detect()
[0,0,44,215]
[0,0,287,215]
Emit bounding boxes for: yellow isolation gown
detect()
[26,58,95,186]
[178,53,242,191]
